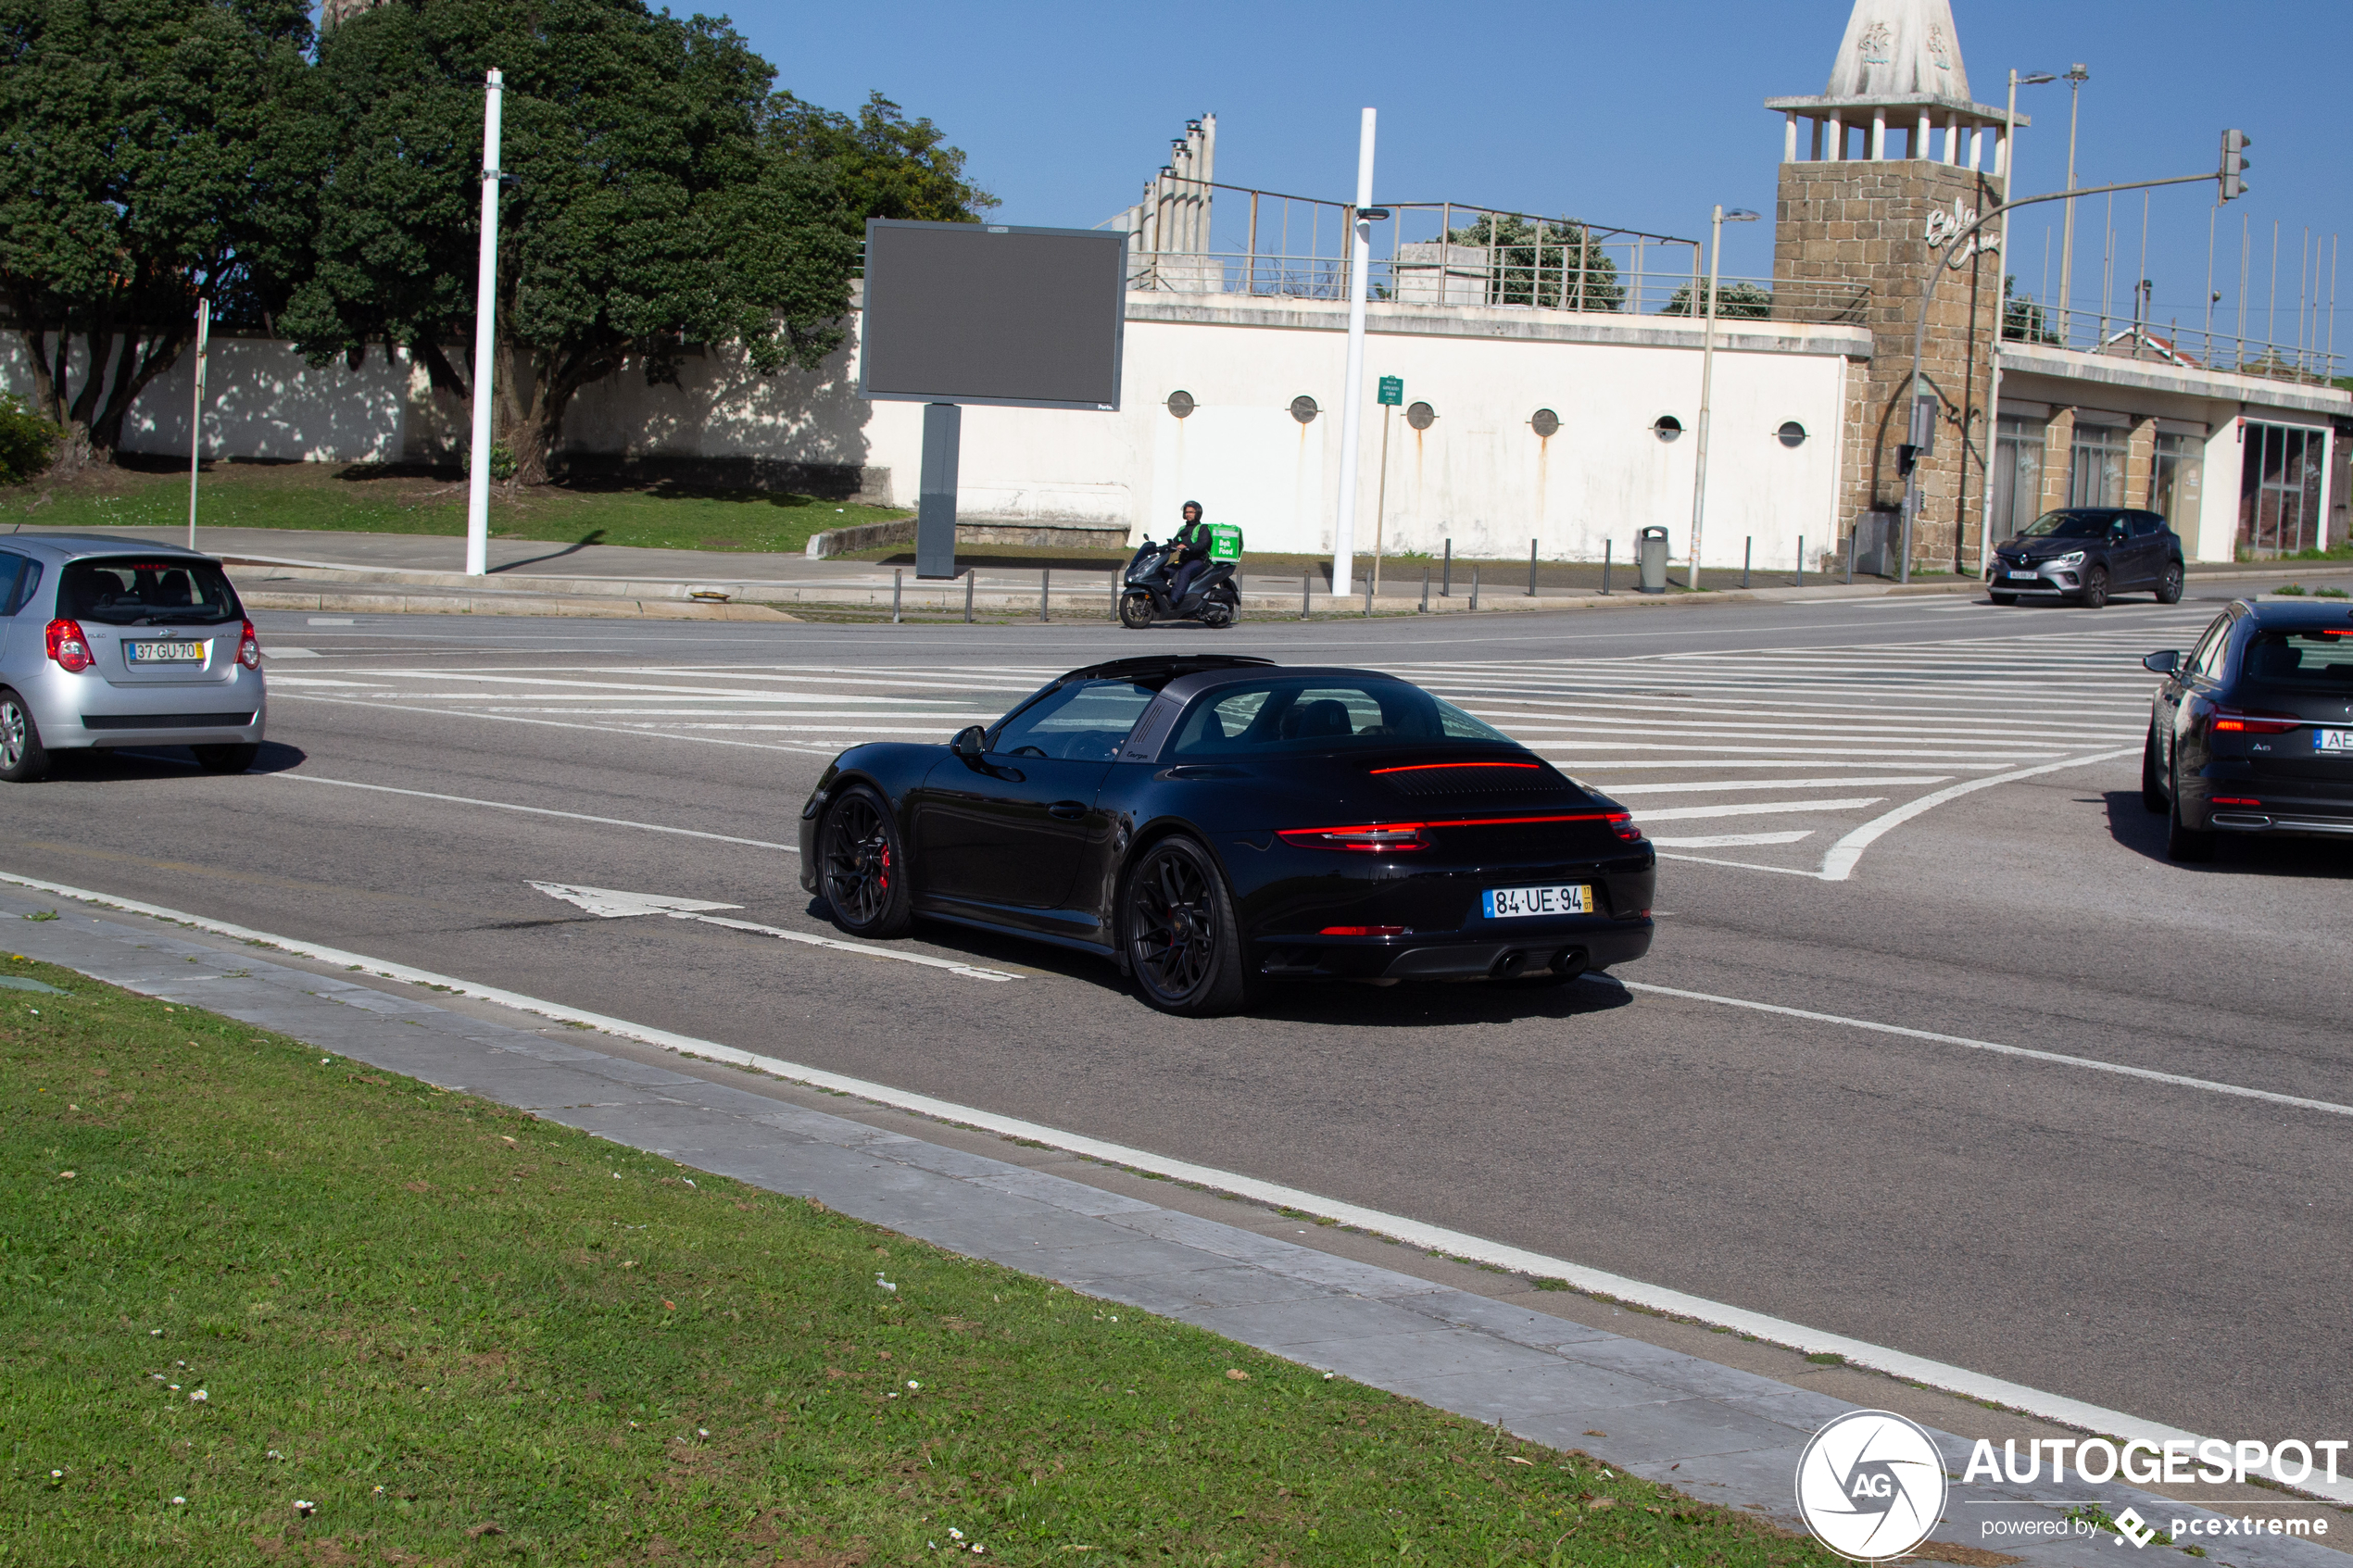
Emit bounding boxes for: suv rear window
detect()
[60,557,244,625]
[2242,629,2353,689]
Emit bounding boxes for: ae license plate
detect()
[127,640,205,664]
[1481,884,1594,919]
[2316,730,2353,753]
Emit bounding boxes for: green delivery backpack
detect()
[1203,523,1243,562]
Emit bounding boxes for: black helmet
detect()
[1181,499,1204,518]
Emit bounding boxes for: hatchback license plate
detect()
[1482,884,1593,919]
[127,641,205,664]
[2316,730,2353,753]
[2006,571,2041,581]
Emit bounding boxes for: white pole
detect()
[185,297,209,551]
[1689,205,1725,590]
[465,68,504,578]
[1332,107,1376,599]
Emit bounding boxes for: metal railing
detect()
[1999,301,2346,387]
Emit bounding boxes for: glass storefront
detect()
[2238,422,2328,555]
[1989,417,2045,543]
[2067,423,2129,508]
[2151,432,2204,536]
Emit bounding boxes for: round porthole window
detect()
[1290,395,1320,424]
[1530,408,1561,438]
[1777,420,1807,447]
[1166,390,1195,419]
[1653,414,1684,442]
[1405,400,1436,431]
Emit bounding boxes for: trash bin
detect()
[1638,526,1670,594]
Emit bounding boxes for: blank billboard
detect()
[858,220,1127,411]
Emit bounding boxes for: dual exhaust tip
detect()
[1491,947,1588,982]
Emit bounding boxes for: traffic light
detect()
[2220,130,2252,201]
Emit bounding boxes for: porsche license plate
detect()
[1482,884,1594,919]
[2316,730,2353,753]
[127,640,205,664]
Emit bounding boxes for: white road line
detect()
[271,774,799,852]
[1646,831,1814,848]
[1617,975,2353,1119]
[271,692,830,754]
[1596,775,1949,796]
[1633,797,1883,822]
[529,882,1016,982]
[3,869,2327,1500]
[1817,747,2138,881]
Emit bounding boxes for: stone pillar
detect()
[2038,408,2077,513]
[2126,416,2158,506]
[1773,157,2006,571]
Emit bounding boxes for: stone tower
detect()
[1767,0,2021,572]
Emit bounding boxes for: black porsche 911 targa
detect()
[798,655,1655,1015]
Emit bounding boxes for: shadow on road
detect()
[2099,788,2353,877]
[46,740,307,781]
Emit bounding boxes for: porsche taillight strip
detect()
[1278,810,1639,852]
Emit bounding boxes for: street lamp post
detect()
[1331,108,1377,600]
[464,68,504,579]
[1687,204,1757,592]
[2057,63,2089,345]
[1979,69,2057,572]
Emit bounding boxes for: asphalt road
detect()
[6,578,2347,1444]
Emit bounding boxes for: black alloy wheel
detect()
[1118,594,1154,630]
[1122,836,1255,1016]
[193,743,260,774]
[819,784,913,937]
[2165,761,2215,863]
[2141,727,2168,814]
[2156,562,2185,604]
[0,689,48,784]
[2080,565,2110,608]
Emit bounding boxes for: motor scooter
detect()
[1118,538,1239,629]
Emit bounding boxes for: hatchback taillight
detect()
[2211,707,2299,734]
[237,618,262,670]
[45,618,93,672]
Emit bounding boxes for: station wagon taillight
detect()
[45,619,92,673]
[238,619,261,670]
[2211,707,2299,734]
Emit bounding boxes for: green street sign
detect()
[1377,376,1403,407]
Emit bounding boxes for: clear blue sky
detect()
[745,0,2348,353]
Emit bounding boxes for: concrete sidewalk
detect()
[5,873,2343,1565]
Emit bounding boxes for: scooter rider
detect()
[1168,500,1210,607]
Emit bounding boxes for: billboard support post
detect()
[1331,108,1377,599]
[465,68,503,579]
[916,402,962,581]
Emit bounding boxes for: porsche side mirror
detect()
[2143,650,2181,674]
[951,724,987,760]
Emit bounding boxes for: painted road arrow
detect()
[529,882,1020,983]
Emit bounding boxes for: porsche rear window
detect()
[61,558,243,624]
[2242,630,2353,689]
[1168,679,1510,756]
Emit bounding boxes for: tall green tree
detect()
[1444,214,1623,312]
[0,0,321,470]
[762,91,998,229]
[2000,274,2058,345]
[1661,281,1774,320]
[284,0,862,483]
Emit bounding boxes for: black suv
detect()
[2142,600,2353,861]
[1988,508,2185,608]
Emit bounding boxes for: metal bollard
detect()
[1420,571,1430,612]
[1040,567,1051,622]
[1529,537,1539,596]
[1795,535,1805,589]
[1603,540,1612,595]
[892,568,902,624]
[1301,574,1310,620]
[1469,565,1480,612]
[1743,536,1752,590]
[1441,538,1453,597]
[1364,572,1373,617]
[964,570,975,623]
[1846,530,1856,585]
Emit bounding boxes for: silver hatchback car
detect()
[0,533,267,782]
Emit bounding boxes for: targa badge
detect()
[1795,1410,1950,1561]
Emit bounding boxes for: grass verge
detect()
[7,458,907,555]
[3,951,1841,1566]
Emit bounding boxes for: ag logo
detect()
[1794,1410,1950,1561]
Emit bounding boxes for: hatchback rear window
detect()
[1168,678,1510,757]
[60,558,243,625]
[2242,629,2353,689]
